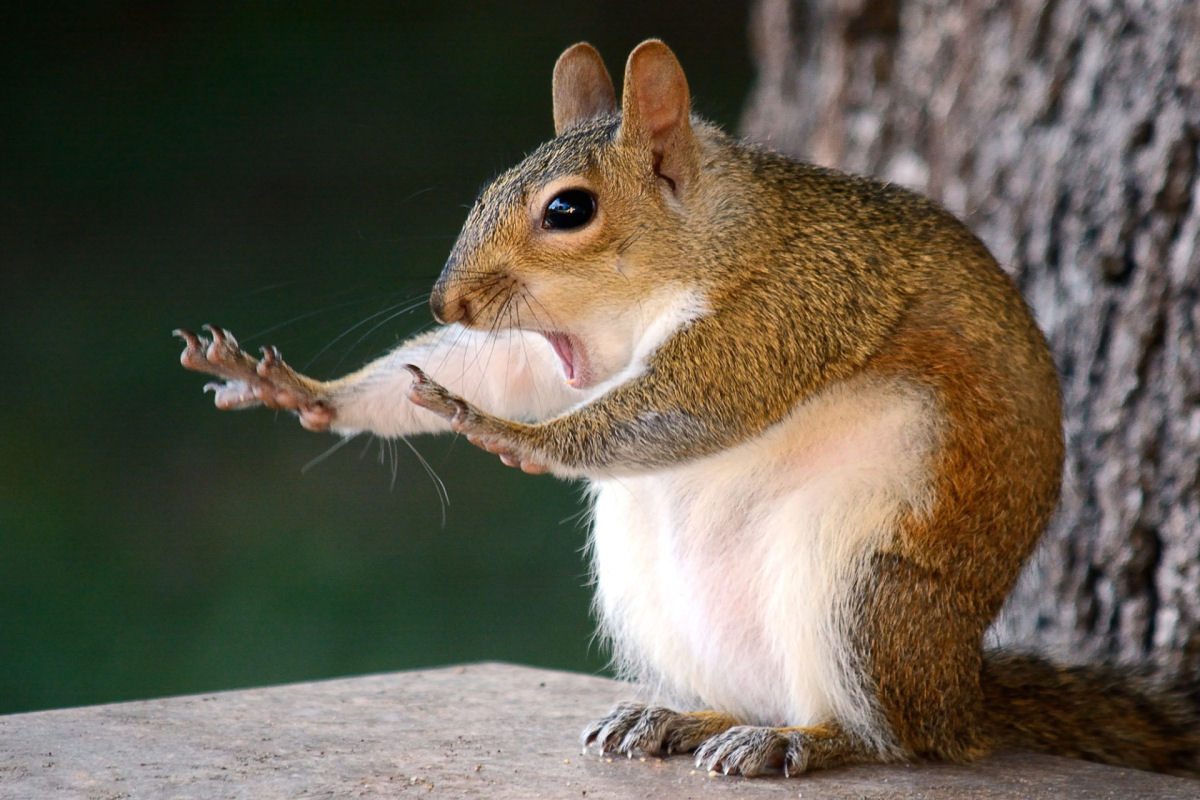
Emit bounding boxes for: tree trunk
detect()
[742,0,1200,674]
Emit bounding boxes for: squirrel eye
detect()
[542,189,595,230]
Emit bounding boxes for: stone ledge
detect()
[1,662,1197,799]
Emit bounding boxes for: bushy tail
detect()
[981,651,1200,776]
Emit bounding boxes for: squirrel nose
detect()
[430,290,469,325]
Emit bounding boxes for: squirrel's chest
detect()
[587,376,940,725]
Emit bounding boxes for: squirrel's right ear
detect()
[552,43,617,135]
[618,40,698,194]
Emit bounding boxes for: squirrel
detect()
[175,40,1200,777]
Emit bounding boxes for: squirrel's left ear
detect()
[619,39,698,194]
[553,43,617,135]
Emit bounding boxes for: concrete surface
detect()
[1,662,1197,799]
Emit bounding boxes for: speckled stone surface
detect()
[1,662,1197,799]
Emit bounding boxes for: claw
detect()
[172,327,202,348]
[693,725,800,777]
[583,702,734,760]
[175,328,210,369]
[202,322,227,341]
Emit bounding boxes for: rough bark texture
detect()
[742,0,1200,674]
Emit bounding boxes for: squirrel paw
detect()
[693,726,812,777]
[174,325,333,431]
[404,364,548,474]
[582,702,738,758]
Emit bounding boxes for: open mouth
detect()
[541,331,587,387]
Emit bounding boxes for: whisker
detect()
[395,434,450,527]
[244,293,393,342]
[298,294,429,370]
[323,301,432,372]
[522,288,561,332]
[466,281,516,330]
[241,280,300,297]
[616,231,644,256]
[400,185,439,203]
[453,286,510,387]
[516,293,555,412]
[301,434,358,473]
[475,291,518,400]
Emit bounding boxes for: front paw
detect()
[175,325,261,408]
[403,364,471,422]
[174,325,333,431]
[404,365,548,474]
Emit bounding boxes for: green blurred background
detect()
[1,2,752,713]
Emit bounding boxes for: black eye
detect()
[542,189,595,230]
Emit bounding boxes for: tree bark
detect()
[742,0,1200,673]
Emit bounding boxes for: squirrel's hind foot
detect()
[694,725,809,777]
[694,721,876,777]
[582,702,738,759]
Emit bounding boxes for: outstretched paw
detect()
[582,702,738,758]
[403,364,472,422]
[694,726,812,777]
[174,325,333,431]
[404,364,548,474]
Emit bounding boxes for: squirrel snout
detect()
[430,289,469,325]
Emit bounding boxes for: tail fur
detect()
[981,651,1200,776]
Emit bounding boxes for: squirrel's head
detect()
[430,40,709,389]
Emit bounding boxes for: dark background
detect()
[1,2,752,714]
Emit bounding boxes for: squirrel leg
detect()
[175,325,333,431]
[694,721,874,777]
[582,702,739,757]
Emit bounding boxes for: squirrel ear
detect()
[619,39,697,193]
[552,43,617,135]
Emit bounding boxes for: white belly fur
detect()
[588,374,940,747]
